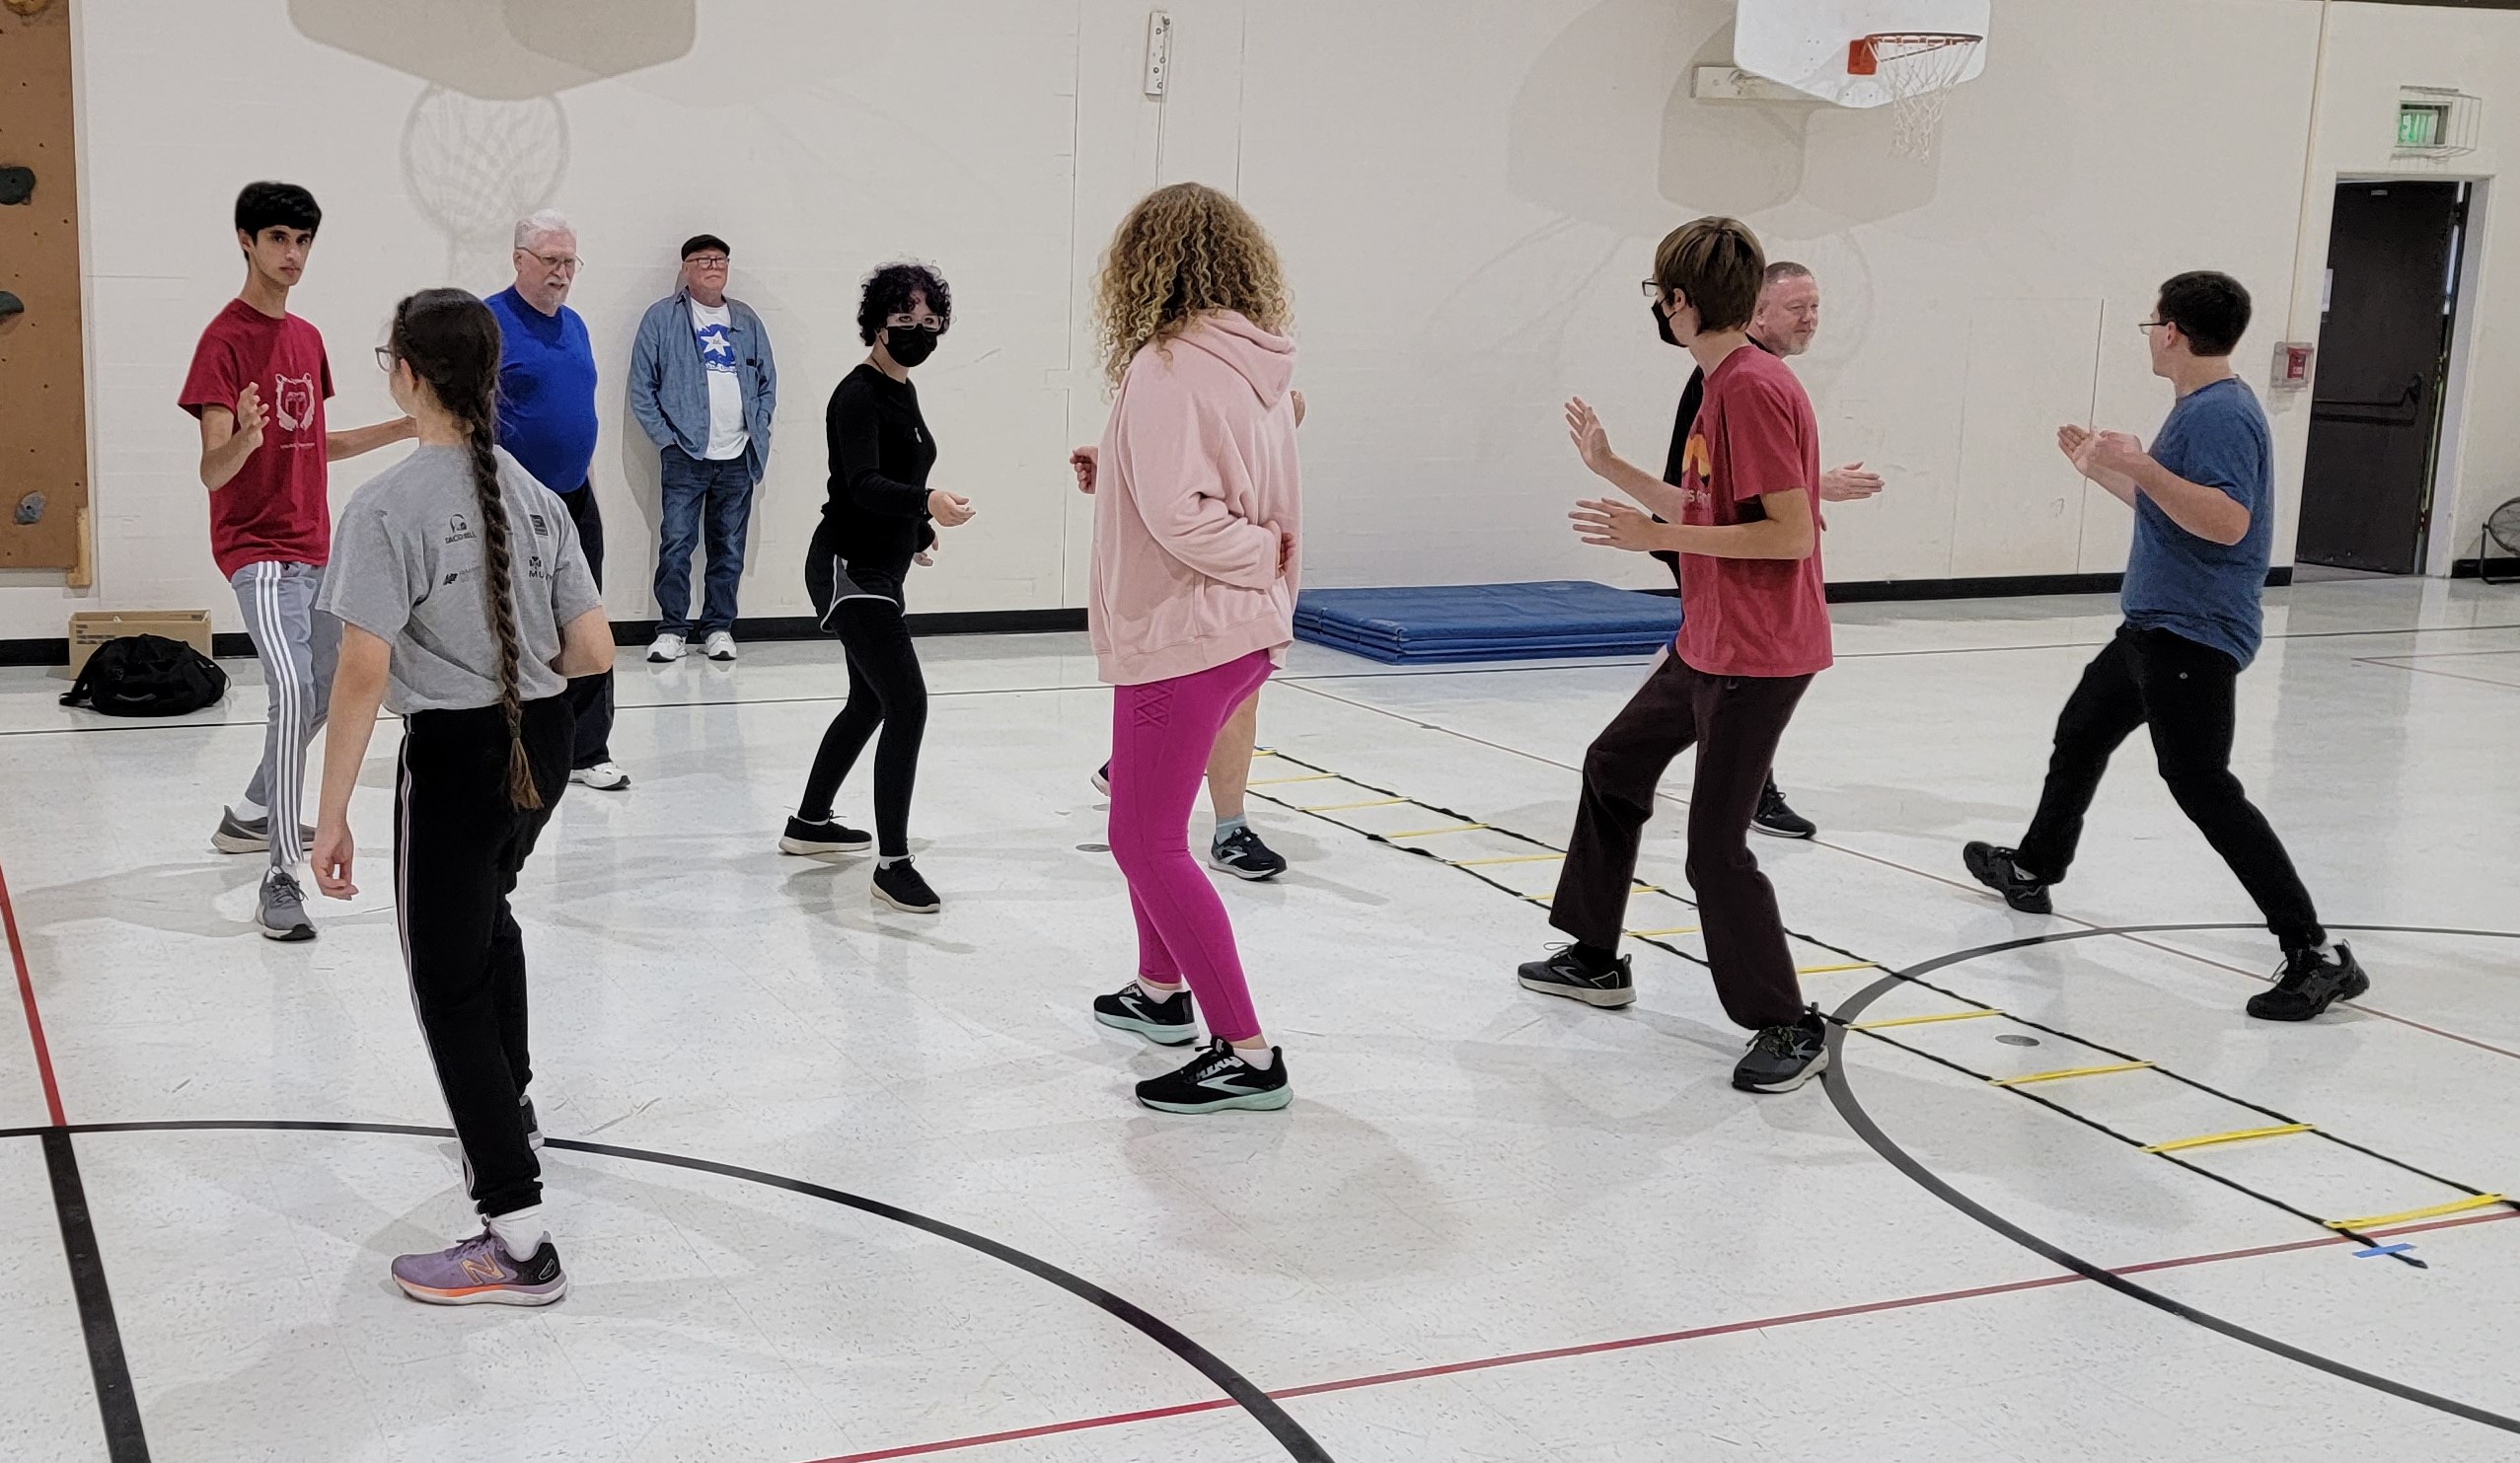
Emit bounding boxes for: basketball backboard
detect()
[1734,0,1990,110]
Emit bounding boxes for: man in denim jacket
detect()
[630,234,778,662]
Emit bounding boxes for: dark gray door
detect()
[2297,181,2465,574]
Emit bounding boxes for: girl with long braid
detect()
[311,289,613,1305]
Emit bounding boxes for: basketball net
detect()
[399,87,572,283]
[1851,33,1981,160]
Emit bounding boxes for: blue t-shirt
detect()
[484,287,600,495]
[2121,377,2273,668]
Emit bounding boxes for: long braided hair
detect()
[388,289,543,810]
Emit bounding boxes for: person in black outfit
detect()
[1643,260,1879,840]
[778,262,976,914]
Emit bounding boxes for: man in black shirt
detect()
[1647,260,1880,839]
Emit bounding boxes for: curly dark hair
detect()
[856,261,952,345]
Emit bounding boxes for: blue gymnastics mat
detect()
[1294,581,1682,664]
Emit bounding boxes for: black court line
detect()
[1827,924,2520,1436]
[0,1120,1330,1463]
[38,1131,149,1461]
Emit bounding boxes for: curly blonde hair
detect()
[1092,183,1291,390]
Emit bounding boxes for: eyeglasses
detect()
[2136,319,2168,333]
[373,345,397,373]
[520,249,582,272]
[685,255,730,269]
[1640,279,1665,300]
[886,313,947,331]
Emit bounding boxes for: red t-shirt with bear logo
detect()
[180,298,335,578]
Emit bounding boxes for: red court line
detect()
[0,852,65,1128]
[802,1208,2517,1463]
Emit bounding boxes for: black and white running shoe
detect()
[1134,1039,1292,1114]
[1092,980,1198,1045]
[780,816,873,855]
[1516,944,1636,1008]
[1732,1008,1829,1093]
[1209,826,1288,881]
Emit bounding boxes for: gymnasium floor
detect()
[3,578,2515,1462]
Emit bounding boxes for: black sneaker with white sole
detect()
[1732,1008,1830,1093]
[2246,943,2370,1022]
[1092,980,1198,1045]
[1091,762,1112,796]
[1134,1039,1292,1114]
[871,859,940,913]
[1209,826,1288,881]
[212,808,316,855]
[780,815,873,855]
[1517,944,1636,1008]
[1963,841,2053,914]
[1751,778,1816,839]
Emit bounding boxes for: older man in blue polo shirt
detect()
[630,234,778,664]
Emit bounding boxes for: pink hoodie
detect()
[1089,311,1301,687]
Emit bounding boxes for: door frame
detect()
[2304,173,2487,576]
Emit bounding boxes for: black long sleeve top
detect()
[822,362,936,582]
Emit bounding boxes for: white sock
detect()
[1233,1044,1275,1070]
[486,1205,547,1260]
[879,854,909,868]
[235,795,267,821]
[1136,977,1184,1002]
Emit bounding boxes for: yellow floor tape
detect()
[1449,853,1567,867]
[2141,1123,2315,1154]
[1385,824,1489,839]
[2325,1193,2508,1231]
[1989,1060,2157,1087]
[1847,1008,2000,1031]
[1626,925,1700,938]
[1795,961,1879,976]
[1301,798,1411,812]
[1248,772,1341,786]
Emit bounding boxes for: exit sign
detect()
[2399,103,2448,149]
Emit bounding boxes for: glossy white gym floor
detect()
[3,579,2516,1462]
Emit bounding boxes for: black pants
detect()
[556,482,615,769]
[2018,626,2324,950]
[801,535,926,858]
[1552,655,1813,1030]
[396,697,571,1219]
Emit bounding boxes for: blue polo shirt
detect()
[2121,377,2274,668]
[485,287,600,495]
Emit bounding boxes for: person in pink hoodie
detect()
[1077,183,1301,1114]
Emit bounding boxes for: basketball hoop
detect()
[1849,32,1980,159]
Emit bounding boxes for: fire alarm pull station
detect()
[2272,341,2314,392]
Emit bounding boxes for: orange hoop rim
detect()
[1848,31,1982,76]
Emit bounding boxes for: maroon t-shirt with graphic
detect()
[180,298,335,577]
[1671,344,1831,678]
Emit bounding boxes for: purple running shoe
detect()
[392,1229,567,1307]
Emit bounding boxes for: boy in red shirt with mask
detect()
[181,182,412,940]
[1518,215,1834,1094]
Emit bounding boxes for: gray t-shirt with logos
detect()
[320,442,602,714]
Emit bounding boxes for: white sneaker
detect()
[647,634,687,663]
[703,631,738,662]
[569,762,630,791]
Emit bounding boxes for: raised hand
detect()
[1565,397,1614,476]
[233,382,268,454]
[1819,462,1883,502]
[2057,422,2096,473]
[928,488,977,528]
[1069,445,1098,494]
[2089,430,2149,476]
[1569,497,1662,552]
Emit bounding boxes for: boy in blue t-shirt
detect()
[1964,271,2368,1022]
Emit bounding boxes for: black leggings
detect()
[798,596,926,857]
[397,697,571,1219]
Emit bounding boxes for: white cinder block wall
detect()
[7,0,2516,640]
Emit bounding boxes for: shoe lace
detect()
[1750,1022,1804,1057]
[266,870,304,902]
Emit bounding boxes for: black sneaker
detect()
[520,1095,543,1152]
[779,815,873,855]
[1964,841,2053,914]
[1751,778,1816,840]
[1209,826,1288,881]
[2247,943,2370,1022]
[1733,1008,1830,1093]
[1091,762,1112,796]
[871,859,940,913]
[1093,980,1198,1045]
[1517,944,1636,1008]
[1134,1039,1292,1114]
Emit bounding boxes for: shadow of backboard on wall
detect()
[290,0,694,100]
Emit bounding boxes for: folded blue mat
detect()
[1295,581,1681,664]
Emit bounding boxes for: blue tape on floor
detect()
[2354,1243,2415,1259]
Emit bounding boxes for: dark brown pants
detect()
[1550,655,1814,1030]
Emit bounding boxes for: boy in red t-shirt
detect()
[1518,215,1835,1094]
[179,182,411,940]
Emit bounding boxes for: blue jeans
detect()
[654,447,755,637]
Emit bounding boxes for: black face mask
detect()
[1650,299,1678,347]
[885,324,940,368]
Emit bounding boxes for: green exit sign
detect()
[2399,103,2448,149]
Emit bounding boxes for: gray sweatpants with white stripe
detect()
[230,561,340,869]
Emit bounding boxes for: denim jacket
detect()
[629,288,778,482]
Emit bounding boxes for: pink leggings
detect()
[1108,650,1275,1043]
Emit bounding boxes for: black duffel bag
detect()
[60,633,229,716]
